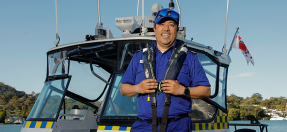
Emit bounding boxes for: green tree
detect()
[240,109,248,120]
[250,93,263,105]
[9,96,23,112]
[0,95,6,105]
[21,105,28,118]
[257,109,268,119]
[261,99,271,109]
[228,108,239,121]
[227,94,242,109]
[252,107,262,118]
[0,109,7,123]
[0,82,39,117]
[31,91,35,96]
[5,103,15,113]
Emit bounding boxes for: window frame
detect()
[99,71,137,126]
[26,75,71,121]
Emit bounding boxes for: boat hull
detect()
[21,128,53,132]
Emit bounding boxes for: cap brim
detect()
[155,16,179,26]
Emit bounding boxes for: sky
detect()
[0,0,286,100]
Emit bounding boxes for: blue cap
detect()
[154,8,179,26]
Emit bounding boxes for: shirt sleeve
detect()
[120,52,140,85]
[190,53,211,87]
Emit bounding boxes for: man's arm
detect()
[160,80,211,99]
[120,83,139,97]
[120,79,157,97]
[187,85,210,99]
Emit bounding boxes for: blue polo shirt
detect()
[121,40,210,120]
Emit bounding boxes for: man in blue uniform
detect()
[120,8,211,132]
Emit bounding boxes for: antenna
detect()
[54,0,60,47]
[175,0,181,26]
[137,0,139,16]
[142,0,144,27]
[97,0,101,24]
[141,0,147,36]
[222,0,230,55]
[95,0,103,35]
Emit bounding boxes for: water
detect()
[229,120,287,132]
[0,124,22,132]
[1,121,286,132]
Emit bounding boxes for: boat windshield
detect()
[27,77,70,120]
[102,73,137,116]
[67,61,110,100]
[41,39,227,123]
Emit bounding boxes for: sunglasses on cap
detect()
[156,9,179,21]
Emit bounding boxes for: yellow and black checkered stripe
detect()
[22,121,55,129]
[98,110,228,131]
[192,109,229,131]
[98,125,131,131]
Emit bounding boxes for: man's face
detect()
[153,19,178,50]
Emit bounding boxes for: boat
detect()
[270,115,286,121]
[20,0,266,132]
[14,120,23,124]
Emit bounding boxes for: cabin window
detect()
[117,41,153,70]
[62,97,98,112]
[103,73,138,116]
[48,51,68,76]
[211,66,227,109]
[197,53,217,97]
[27,78,69,120]
[67,61,110,101]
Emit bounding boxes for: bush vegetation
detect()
[227,93,287,121]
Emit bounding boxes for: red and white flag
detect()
[232,35,254,65]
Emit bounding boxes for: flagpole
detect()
[222,0,230,55]
[227,27,239,55]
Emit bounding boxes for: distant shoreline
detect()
[0,123,23,125]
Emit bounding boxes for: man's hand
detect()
[161,80,184,96]
[121,79,157,97]
[136,79,157,94]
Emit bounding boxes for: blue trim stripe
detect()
[105,126,113,130]
[29,121,36,128]
[22,121,26,128]
[40,121,47,128]
[119,126,127,131]
[51,122,55,128]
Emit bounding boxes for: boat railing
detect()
[229,115,268,132]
